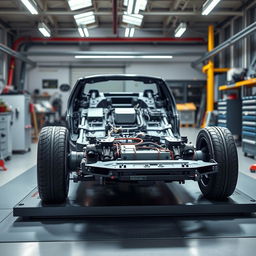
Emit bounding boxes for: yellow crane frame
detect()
[201,25,229,127]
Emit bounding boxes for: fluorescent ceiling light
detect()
[68,0,92,11]
[127,0,135,14]
[74,11,96,25]
[125,28,130,37]
[122,12,143,26]
[141,56,173,59]
[78,27,84,37]
[75,56,135,59]
[134,0,148,14]
[75,55,173,59]
[83,27,89,37]
[125,27,135,37]
[20,0,38,15]
[78,27,89,37]
[202,0,221,15]
[124,0,148,14]
[174,22,187,37]
[129,27,135,37]
[38,22,51,37]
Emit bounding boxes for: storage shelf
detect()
[219,78,256,91]
[242,96,256,157]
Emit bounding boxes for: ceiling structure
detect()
[0,0,248,38]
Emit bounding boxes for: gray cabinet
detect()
[242,96,256,157]
[217,99,242,140]
[0,112,12,159]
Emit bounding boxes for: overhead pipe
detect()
[0,43,35,65]
[6,36,205,89]
[192,20,256,67]
[2,41,35,93]
[9,37,205,44]
[0,11,243,16]
[23,51,204,57]
[6,37,30,87]
[18,44,30,91]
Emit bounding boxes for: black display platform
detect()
[13,181,256,218]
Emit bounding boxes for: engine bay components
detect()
[114,108,136,124]
[87,108,104,122]
[120,144,171,160]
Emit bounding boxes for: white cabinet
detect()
[0,94,31,152]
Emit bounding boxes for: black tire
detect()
[196,126,238,200]
[37,126,70,203]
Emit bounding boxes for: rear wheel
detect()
[37,126,70,203]
[196,126,238,200]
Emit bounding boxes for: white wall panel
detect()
[26,44,206,112]
[70,67,124,86]
[27,66,70,114]
[126,62,205,80]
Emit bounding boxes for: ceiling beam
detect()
[192,20,256,67]
[0,43,35,65]
[7,26,209,31]
[0,11,243,16]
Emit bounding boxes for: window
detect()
[83,79,158,93]
[0,29,4,82]
[223,25,231,67]
[214,33,220,68]
[247,4,256,64]
[233,17,243,67]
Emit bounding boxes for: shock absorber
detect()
[68,151,85,171]
[76,110,88,149]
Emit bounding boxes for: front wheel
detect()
[196,126,238,200]
[37,126,70,203]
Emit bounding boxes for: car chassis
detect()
[37,75,238,203]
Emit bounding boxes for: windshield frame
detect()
[66,74,180,137]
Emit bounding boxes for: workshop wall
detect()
[126,62,203,80]
[26,66,70,114]
[25,44,206,112]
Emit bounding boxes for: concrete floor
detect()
[0,143,37,187]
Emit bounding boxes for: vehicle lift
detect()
[13,180,256,218]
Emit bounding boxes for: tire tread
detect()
[37,126,69,203]
[197,126,238,200]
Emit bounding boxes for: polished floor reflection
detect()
[13,177,256,218]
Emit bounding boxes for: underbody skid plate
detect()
[85,160,217,173]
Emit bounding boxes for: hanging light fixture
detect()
[38,22,51,37]
[20,0,38,15]
[125,27,135,37]
[202,0,221,15]
[67,0,92,11]
[174,23,187,38]
[78,26,89,37]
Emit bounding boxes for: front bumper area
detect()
[82,160,218,182]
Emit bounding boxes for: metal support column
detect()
[201,26,231,127]
[207,25,214,113]
[201,25,214,127]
